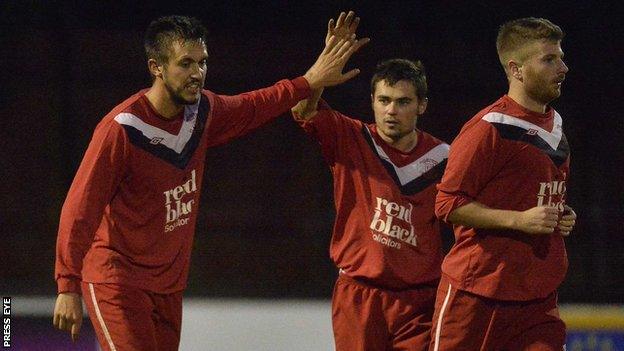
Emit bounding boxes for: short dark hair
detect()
[496,17,564,73]
[144,15,208,64]
[371,59,427,100]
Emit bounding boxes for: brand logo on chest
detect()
[369,197,417,249]
[163,169,197,232]
[536,179,566,211]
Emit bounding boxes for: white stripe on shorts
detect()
[89,283,117,351]
[433,283,453,351]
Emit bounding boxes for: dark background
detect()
[1,1,622,303]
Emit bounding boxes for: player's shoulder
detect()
[315,106,364,129]
[474,95,534,127]
[418,131,450,159]
[454,97,509,142]
[200,89,217,104]
[338,111,365,129]
[100,89,148,122]
[473,96,508,121]
[199,88,239,117]
[465,96,509,126]
[420,130,449,148]
[95,90,149,136]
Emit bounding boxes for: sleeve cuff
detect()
[292,99,332,124]
[435,190,474,222]
[291,76,312,99]
[318,98,332,111]
[57,277,82,295]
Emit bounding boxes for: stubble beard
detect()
[165,81,200,106]
[529,83,560,106]
[524,71,560,106]
[381,125,416,144]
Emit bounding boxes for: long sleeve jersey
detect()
[296,105,449,289]
[55,77,310,294]
[436,95,570,301]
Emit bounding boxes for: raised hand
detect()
[303,34,369,89]
[294,11,369,119]
[326,11,365,45]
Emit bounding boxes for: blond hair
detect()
[496,17,564,74]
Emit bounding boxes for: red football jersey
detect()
[297,106,449,289]
[55,78,310,294]
[436,95,570,301]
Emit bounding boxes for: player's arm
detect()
[293,11,369,121]
[436,120,571,236]
[53,122,129,341]
[435,119,556,235]
[206,23,367,147]
[446,201,560,235]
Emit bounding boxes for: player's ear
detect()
[418,97,428,115]
[148,59,164,79]
[509,61,523,82]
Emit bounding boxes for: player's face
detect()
[161,39,208,105]
[372,80,427,141]
[520,40,568,104]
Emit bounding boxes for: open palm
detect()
[326,11,364,45]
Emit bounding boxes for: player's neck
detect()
[379,130,418,153]
[507,85,547,114]
[145,83,184,119]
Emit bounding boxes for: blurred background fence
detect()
[7,297,624,350]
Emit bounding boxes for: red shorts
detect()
[429,276,566,351]
[81,282,183,351]
[332,273,437,351]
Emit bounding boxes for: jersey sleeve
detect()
[55,121,129,294]
[435,120,502,222]
[292,99,349,165]
[205,77,310,147]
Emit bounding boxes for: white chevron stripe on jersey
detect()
[482,111,563,150]
[365,127,450,186]
[114,102,199,154]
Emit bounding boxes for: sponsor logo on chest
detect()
[369,197,417,249]
[163,169,197,232]
[536,179,566,211]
